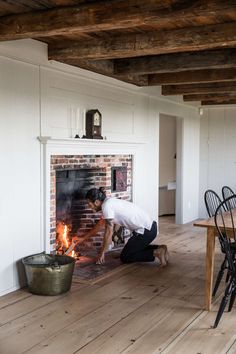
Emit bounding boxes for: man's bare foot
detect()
[154,245,169,266]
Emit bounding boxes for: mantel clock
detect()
[85,109,103,139]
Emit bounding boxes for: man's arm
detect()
[80,218,105,240]
[96,219,114,264]
[66,219,105,255]
[73,218,105,243]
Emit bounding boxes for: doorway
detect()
[158,114,183,224]
[159,113,176,219]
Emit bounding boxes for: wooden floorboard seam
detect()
[0,293,32,310]
[225,336,236,354]
[21,300,113,354]
[0,284,89,327]
[21,283,165,353]
[120,307,204,354]
[72,286,170,354]
[159,309,206,354]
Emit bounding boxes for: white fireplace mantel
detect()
[39,136,147,252]
[38,136,147,153]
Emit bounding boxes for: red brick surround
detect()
[50,154,132,252]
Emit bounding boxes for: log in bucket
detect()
[22,252,75,295]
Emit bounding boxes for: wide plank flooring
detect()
[0,216,235,354]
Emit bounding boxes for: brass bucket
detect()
[22,252,75,296]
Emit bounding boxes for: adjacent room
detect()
[0,1,236,353]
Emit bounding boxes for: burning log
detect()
[65,239,78,255]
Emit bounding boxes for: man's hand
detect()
[96,219,113,265]
[96,252,105,264]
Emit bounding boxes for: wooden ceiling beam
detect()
[114,49,236,75]
[64,59,115,76]
[58,58,148,86]
[49,22,236,60]
[202,99,236,105]
[183,93,236,101]
[162,81,236,95]
[0,0,236,41]
[147,68,236,86]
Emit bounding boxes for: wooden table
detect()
[194,209,236,311]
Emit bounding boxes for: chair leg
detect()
[212,257,227,297]
[226,269,230,283]
[213,280,234,328]
[228,284,236,312]
[228,293,236,312]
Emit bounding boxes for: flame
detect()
[62,224,69,248]
[56,222,78,258]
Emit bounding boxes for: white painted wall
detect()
[199,107,236,217]
[181,111,200,222]
[0,56,41,295]
[0,39,199,295]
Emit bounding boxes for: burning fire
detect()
[62,224,69,249]
[56,221,77,259]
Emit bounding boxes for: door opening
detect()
[158,113,179,223]
[158,114,183,224]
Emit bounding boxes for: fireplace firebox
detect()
[50,154,133,258]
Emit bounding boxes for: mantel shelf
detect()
[38,136,147,145]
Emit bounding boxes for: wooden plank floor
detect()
[1,216,235,354]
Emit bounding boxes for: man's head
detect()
[86,188,106,212]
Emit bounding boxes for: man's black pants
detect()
[120,221,158,263]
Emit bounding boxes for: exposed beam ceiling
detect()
[114,49,236,75]
[63,58,148,86]
[0,0,236,106]
[1,0,236,41]
[162,81,236,95]
[49,22,236,60]
[202,99,236,105]
[183,93,236,102]
[147,68,236,85]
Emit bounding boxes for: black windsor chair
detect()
[213,195,236,328]
[204,190,227,297]
[204,190,223,219]
[222,186,236,210]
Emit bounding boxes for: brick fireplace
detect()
[50,154,132,253]
[39,137,144,254]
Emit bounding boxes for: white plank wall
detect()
[199,107,236,217]
[0,56,41,295]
